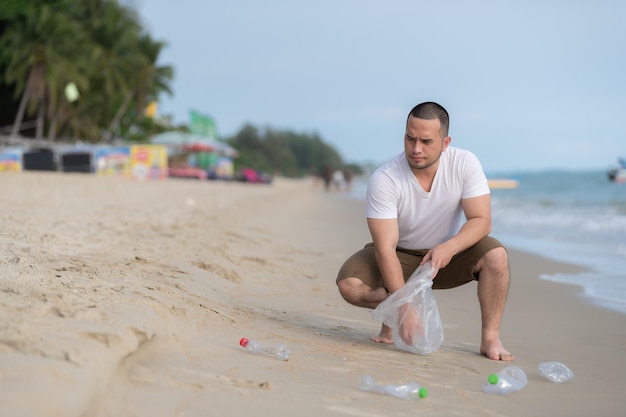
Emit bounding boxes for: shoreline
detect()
[1,172,624,416]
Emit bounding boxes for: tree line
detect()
[224,124,362,178]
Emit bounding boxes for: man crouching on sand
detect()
[335,101,513,361]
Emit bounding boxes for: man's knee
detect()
[337,278,354,301]
[481,246,509,274]
[337,277,363,304]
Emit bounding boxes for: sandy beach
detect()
[1,171,624,417]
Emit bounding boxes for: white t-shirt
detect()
[366,146,490,249]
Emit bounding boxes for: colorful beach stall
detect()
[0,148,22,172]
[150,131,238,180]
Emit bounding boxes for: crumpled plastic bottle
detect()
[483,366,528,394]
[359,375,428,399]
[538,362,574,383]
[239,337,290,360]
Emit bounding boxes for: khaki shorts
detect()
[336,236,505,290]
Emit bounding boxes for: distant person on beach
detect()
[336,101,514,361]
[322,166,333,191]
[332,169,345,191]
[343,167,353,192]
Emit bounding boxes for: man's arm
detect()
[368,217,422,345]
[422,193,492,271]
[367,217,405,294]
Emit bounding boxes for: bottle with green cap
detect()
[483,366,528,394]
[360,375,428,399]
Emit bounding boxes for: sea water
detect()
[341,170,626,315]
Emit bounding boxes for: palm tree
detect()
[0,0,175,143]
[106,33,174,139]
[135,34,174,116]
[81,0,143,141]
[0,4,85,140]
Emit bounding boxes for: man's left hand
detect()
[420,242,456,277]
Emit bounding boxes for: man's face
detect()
[404,116,450,171]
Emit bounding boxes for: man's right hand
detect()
[398,303,423,345]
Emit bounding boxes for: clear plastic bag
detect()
[371,261,444,355]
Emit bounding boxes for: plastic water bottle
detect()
[483,366,528,394]
[239,337,290,360]
[538,362,574,383]
[359,375,428,399]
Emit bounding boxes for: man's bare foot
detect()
[480,338,514,361]
[371,324,393,344]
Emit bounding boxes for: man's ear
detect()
[443,135,451,150]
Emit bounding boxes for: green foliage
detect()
[0,0,174,142]
[0,0,26,20]
[225,124,357,178]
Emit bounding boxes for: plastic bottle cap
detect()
[488,374,499,385]
[418,387,428,398]
[239,338,249,347]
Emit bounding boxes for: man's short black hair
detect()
[407,102,450,137]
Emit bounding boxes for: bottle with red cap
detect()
[239,337,290,360]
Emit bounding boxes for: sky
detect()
[133,0,626,173]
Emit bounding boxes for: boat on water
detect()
[488,178,519,189]
[608,158,626,183]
